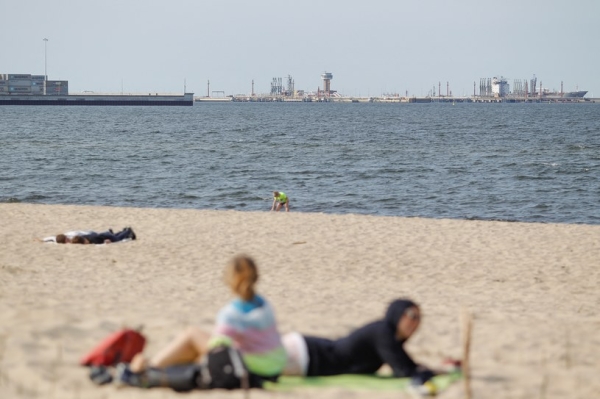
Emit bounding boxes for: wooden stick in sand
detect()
[462,309,473,399]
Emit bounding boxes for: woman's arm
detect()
[373,327,418,378]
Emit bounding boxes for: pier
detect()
[0,92,194,106]
[195,95,597,104]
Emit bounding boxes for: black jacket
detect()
[304,299,418,377]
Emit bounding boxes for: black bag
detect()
[141,345,255,391]
[206,345,251,389]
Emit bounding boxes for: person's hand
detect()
[441,358,462,372]
[410,369,436,396]
[429,358,462,375]
[412,368,435,382]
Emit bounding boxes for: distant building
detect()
[0,73,68,95]
[492,76,509,97]
[321,72,333,96]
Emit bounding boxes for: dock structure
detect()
[196,72,595,104]
[0,92,194,106]
[1,72,193,106]
[194,94,595,104]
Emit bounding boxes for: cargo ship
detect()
[562,91,588,98]
[0,73,193,106]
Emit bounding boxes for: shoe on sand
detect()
[115,363,143,387]
[89,366,113,385]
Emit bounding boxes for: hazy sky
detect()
[2,0,599,97]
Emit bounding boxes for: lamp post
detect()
[43,38,48,95]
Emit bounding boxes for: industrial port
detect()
[1,71,595,106]
[197,73,595,104]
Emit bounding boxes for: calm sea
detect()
[1,103,599,224]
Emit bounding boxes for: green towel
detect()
[265,371,462,392]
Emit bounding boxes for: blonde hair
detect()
[226,255,259,301]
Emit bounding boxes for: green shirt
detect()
[275,192,287,203]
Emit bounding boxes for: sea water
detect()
[1,102,599,224]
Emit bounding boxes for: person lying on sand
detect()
[281,299,454,382]
[43,227,136,244]
[115,255,287,389]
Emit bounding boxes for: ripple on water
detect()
[1,103,599,224]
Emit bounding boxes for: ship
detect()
[562,91,587,98]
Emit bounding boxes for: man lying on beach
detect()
[43,227,136,244]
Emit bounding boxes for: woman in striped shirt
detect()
[120,255,286,387]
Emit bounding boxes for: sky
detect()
[1,0,599,97]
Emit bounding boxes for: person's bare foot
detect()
[129,353,148,373]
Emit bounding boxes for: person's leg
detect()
[82,232,105,244]
[130,326,210,372]
[112,228,132,242]
[284,200,290,212]
[150,326,210,368]
[95,231,119,242]
[275,202,282,211]
[97,228,134,242]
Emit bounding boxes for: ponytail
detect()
[227,256,259,301]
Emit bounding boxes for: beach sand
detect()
[1,203,599,399]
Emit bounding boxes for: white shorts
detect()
[282,332,309,376]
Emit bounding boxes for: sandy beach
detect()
[1,203,599,399]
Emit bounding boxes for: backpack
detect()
[80,328,146,367]
[120,345,261,391]
[206,345,252,389]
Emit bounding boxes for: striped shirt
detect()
[210,295,287,377]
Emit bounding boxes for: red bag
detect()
[80,328,146,367]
